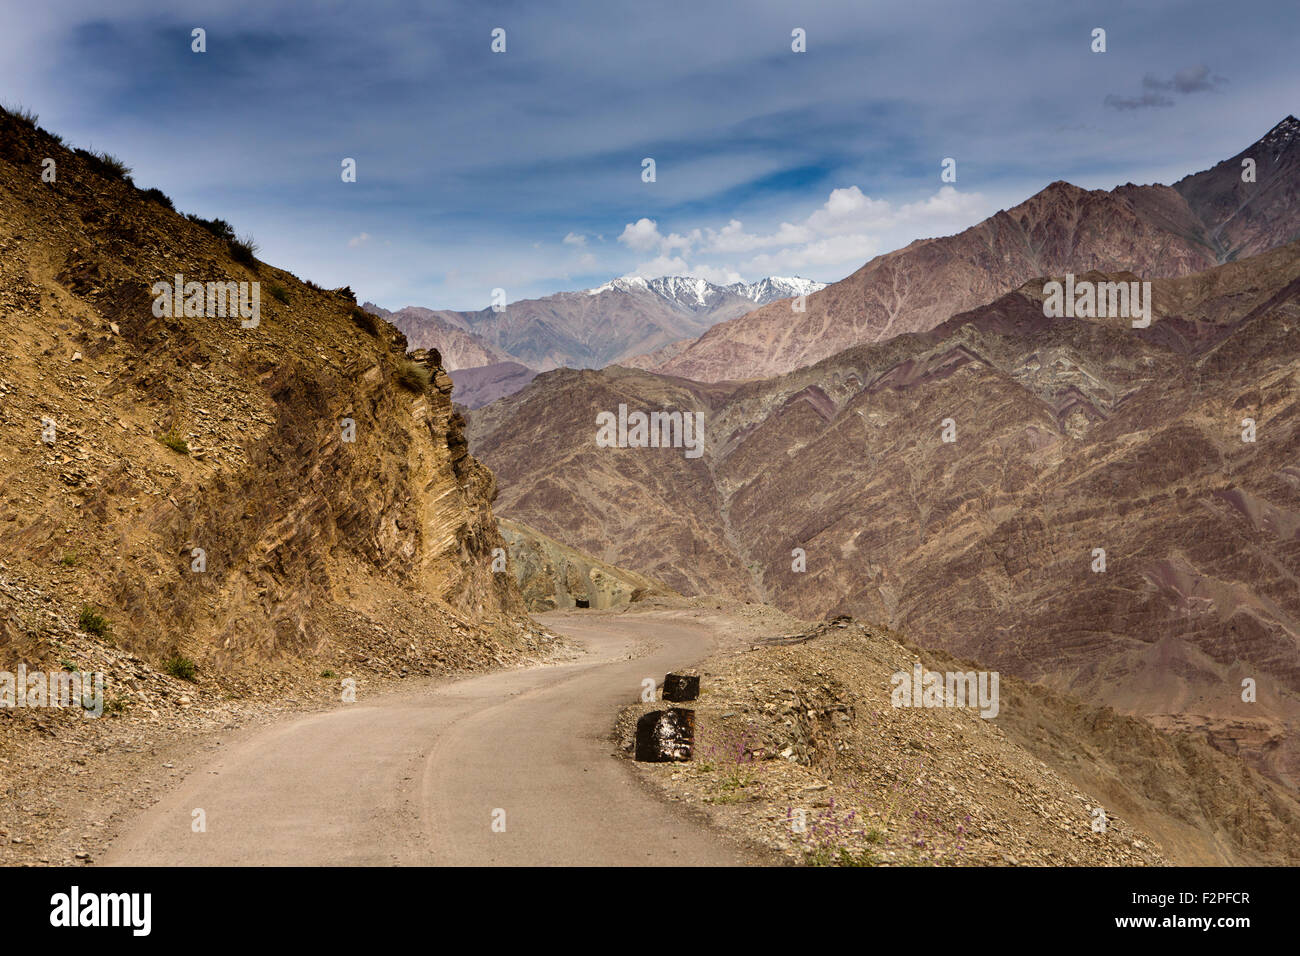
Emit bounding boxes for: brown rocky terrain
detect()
[0,104,536,699]
[654,116,1300,383]
[468,237,1300,791]
[622,610,1300,866]
[498,516,673,610]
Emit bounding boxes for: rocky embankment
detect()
[620,612,1300,866]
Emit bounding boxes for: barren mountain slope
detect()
[498,517,674,611]
[448,361,539,409]
[467,367,751,596]
[468,239,1300,789]
[363,303,516,372]
[657,116,1300,383]
[632,614,1300,866]
[0,107,529,692]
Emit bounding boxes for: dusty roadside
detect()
[619,613,1174,866]
[0,564,567,867]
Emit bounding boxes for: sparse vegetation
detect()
[320,669,337,678]
[163,654,199,682]
[157,431,190,454]
[2,102,40,127]
[141,186,175,210]
[228,233,259,265]
[74,147,132,182]
[186,214,236,242]
[59,551,80,567]
[59,658,77,672]
[77,606,110,637]
[395,358,431,391]
[351,306,380,336]
[269,283,290,304]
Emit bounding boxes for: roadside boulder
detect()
[635,708,695,762]
[662,672,700,702]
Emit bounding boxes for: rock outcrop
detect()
[498,517,672,611]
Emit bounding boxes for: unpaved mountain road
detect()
[101,608,769,866]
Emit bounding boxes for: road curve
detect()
[101,608,765,866]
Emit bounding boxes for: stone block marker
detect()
[662,671,700,702]
[635,708,695,762]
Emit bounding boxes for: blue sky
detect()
[2,0,1296,309]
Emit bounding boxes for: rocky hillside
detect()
[624,611,1300,866]
[0,106,530,689]
[468,238,1300,790]
[499,517,673,611]
[654,116,1300,382]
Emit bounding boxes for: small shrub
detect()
[59,658,77,672]
[334,285,357,303]
[268,283,290,304]
[185,214,236,242]
[157,431,189,454]
[320,669,336,678]
[351,306,379,336]
[395,359,431,392]
[2,103,39,127]
[228,234,258,265]
[106,697,128,715]
[78,606,110,637]
[303,279,324,291]
[141,187,175,210]
[59,551,80,567]
[75,147,132,182]
[163,654,198,682]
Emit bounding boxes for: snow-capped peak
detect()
[586,274,826,308]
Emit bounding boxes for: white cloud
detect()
[612,184,986,284]
[618,217,663,252]
[347,232,371,248]
[563,231,587,246]
[745,234,881,274]
[628,254,691,277]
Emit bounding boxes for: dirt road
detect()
[101,608,764,866]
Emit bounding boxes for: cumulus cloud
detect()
[562,231,586,246]
[613,182,985,281]
[617,217,663,252]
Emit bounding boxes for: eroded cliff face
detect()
[0,107,527,682]
[498,517,672,611]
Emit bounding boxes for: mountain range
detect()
[466,116,1300,791]
[366,275,825,389]
[644,116,1300,382]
